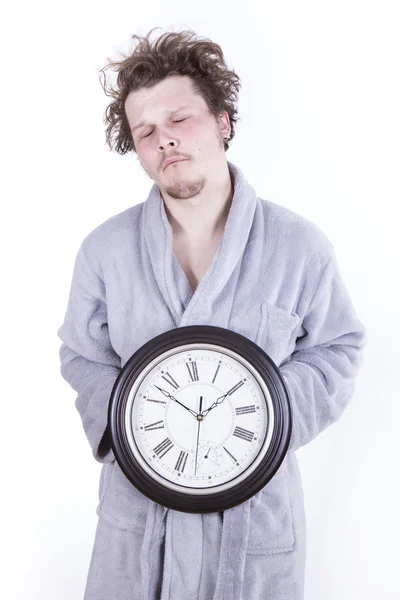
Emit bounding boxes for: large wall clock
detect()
[108,325,292,513]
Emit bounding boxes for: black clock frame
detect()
[108,325,292,514]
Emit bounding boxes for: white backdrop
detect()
[2,1,399,598]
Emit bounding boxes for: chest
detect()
[105,249,301,375]
[172,233,223,294]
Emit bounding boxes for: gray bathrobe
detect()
[57,161,366,600]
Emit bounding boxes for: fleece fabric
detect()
[57,160,366,600]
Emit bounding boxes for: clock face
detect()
[109,326,292,512]
[123,343,275,495]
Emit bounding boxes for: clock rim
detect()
[108,325,292,514]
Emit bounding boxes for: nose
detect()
[158,139,176,151]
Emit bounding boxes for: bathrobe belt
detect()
[139,500,251,600]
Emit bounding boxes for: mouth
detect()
[164,158,188,170]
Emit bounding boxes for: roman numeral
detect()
[223,446,238,463]
[233,426,254,443]
[186,361,199,382]
[153,438,174,458]
[161,372,179,390]
[175,450,189,472]
[235,405,256,415]
[212,363,221,384]
[144,420,164,431]
[227,380,245,396]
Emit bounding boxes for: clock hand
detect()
[194,396,203,476]
[201,391,230,417]
[154,385,198,418]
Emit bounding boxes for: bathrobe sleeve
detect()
[280,239,367,453]
[57,238,121,464]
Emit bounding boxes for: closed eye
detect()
[141,119,186,139]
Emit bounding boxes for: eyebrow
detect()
[130,106,191,134]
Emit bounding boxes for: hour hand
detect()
[154,385,198,418]
[201,392,229,417]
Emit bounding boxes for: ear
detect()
[218,111,231,138]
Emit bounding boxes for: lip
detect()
[163,157,187,170]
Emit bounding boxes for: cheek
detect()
[185,123,209,148]
[137,143,154,167]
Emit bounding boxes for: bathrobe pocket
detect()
[246,302,300,553]
[255,301,301,367]
[97,461,153,535]
[247,464,295,554]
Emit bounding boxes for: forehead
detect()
[125,75,205,131]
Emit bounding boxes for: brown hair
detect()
[98,27,242,155]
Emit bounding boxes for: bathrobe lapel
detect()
[142,161,257,327]
[138,162,257,600]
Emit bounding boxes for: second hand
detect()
[194,396,203,476]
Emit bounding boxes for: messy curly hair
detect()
[98,27,242,155]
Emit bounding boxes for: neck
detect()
[161,164,234,243]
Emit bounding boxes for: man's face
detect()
[124,74,230,200]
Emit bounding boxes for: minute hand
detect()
[154,385,199,418]
[201,392,230,417]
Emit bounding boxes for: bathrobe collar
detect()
[142,160,258,327]
[140,161,257,600]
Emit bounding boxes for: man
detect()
[57,29,366,600]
